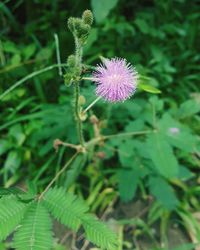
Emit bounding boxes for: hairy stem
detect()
[74,82,84,146]
[73,37,85,146]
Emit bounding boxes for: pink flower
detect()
[169,127,180,134]
[92,58,138,102]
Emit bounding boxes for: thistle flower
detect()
[92,58,138,102]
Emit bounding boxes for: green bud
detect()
[67,17,75,32]
[67,54,76,68]
[79,23,91,36]
[82,10,93,26]
[64,72,74,86]
[73,18,83,32]
[77,23,91,43]
[73,67,81,77]
[78,95,86,105]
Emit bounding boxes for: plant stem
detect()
[73,37,85,146]
[38,152,79,200]
[83,96,101,113]
[74,82,84,146]
[103,129,156,139]
[85,129,156,148]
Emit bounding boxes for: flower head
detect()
[169,127,180,135]
[92,58,138,102]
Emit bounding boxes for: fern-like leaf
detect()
[0,196,27,241]
[82,214,118,250]
[13,202,53,250]
[43,187,89,231]
[0,187,24,197]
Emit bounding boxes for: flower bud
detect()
[77,23,91,44]
[67,54,76,68]
[79,110,87,121]
[64,72,73,86]
[78,95,86,105]
[67,17,75,32]
[82,10,93,26]
[73,18,83,32]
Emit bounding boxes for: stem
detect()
[74,82,84,146]
[38,152,79,200]
[73,37,85,146]
[103,129,156,140]
[85,129,156,148]
[83,96,101,113]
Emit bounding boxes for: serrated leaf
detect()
[13,202,52,250]
[0,196,27,241]
[146,133,179,178]
[149,176,179,209]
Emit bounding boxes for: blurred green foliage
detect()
[0,0,200,249]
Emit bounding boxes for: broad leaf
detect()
[118,168,140,202]
[146,133,179,178]
[149,176,179,209]
[91,0,118,23]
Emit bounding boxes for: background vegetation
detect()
[0,0,200,249]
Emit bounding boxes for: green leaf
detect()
[149,176,179,209]
[4,151,21,174]
[9,124,26,146]
[0,187,24,197]
[2,40,20,54]
[146,133,179,178]
[0,139,11,155]
[134,19,149,34]
[178,165,194,180]
[158,113,196,153]
[125,119,145,132]
[82,214,118,250]
[91,0,118,23]
[43,187,89,231]
[23,44,36,60]
[172,243,196,250]
[0,196,27,241]
[177,99,200,118]
[138,83,161,94]
[118,168,140,202]
[13,202,53,250]
[118,140,134,167]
